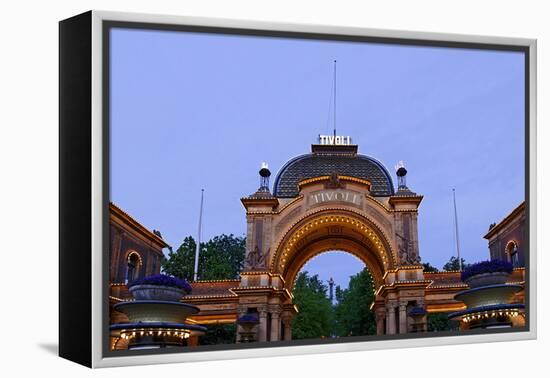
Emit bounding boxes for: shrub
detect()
[128,274,192,294]
[461,260,513,281]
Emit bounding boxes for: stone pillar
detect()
[399,301,408,334]
[386,302,397,335]
[416,299,427,332]
[375,307,386,335]
[282,315,293,341]
[283,322,292,341]
[270,311,281,342]
[187,335,199,347]
[258,306,268,342]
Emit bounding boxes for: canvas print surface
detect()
[106,25,527,353]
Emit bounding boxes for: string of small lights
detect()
[461,309,523,323]
[119,328,191,340]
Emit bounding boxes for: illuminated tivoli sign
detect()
[319,134,352,145]
[310,190,361,206]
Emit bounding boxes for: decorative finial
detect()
[395,161,408,189]
[259,162,271,192]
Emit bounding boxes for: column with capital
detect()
[416,299,427,332]
[270,312,281,342]
[399,301,408,334]
[258,306,268,342]
[386,302,397,335]
[375,306,386,335]
[281,315,293,341]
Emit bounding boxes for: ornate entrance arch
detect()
[271,209,396,291]
[233,142,430,342]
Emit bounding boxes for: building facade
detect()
[485,202,526,268]
[109,203,169,327]
[234,140,430,340]
[109,202,168,283]
[109,139,526,346]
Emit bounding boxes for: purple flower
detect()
[238,314,260,324]
[461,260,513,281]
[128,274,192,294]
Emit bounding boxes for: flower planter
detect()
[114,300,200,323]
[237,314,259,342]
[129,284,187,302]
[464,272,510,289]
[455,284,522,308]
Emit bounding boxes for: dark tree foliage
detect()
[427,313,459,332]
[199,324,237,345]
[461,259,513,281]
[291,272,334,340]
[161,234,246,281]
[442,256,470,271]
[161,236,196,280]
[422,262,439,273]
[333,268,376,337]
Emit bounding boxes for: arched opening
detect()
[282,237,385,291]
[290,251,377,340]
[126,251,142,283]
[272,209,395,292]
[266,210,396,340]
[506,240,519,268]
[298,251,366,303]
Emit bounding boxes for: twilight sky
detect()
[110,27,525,289]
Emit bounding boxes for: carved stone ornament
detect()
[396,233,420,265]
[244,246,267,270]
[325,172,343,189]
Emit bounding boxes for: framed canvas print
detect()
[59,10,537,368]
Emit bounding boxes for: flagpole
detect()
[333,60,337,138]
[452,188,462,271]
[193,189,204,281]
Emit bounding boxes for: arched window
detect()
[505,241,519,268]
[126,252,142,284]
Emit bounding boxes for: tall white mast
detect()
[452,188,463,271]
[333,60,337,138]
[193,189,204,281]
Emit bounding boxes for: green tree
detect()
[442,256,469,271]
[422,262,439,273]
[161,234,246,281]
[291,272,334,340]
[200,234,246,280]
[161,236,196,280]
[333,268,376,337]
